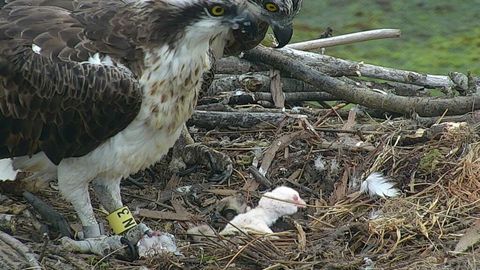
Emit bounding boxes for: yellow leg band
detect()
[106,206,137,235]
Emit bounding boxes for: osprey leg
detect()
[92,178,157,236]
[93,177,138,235]
[57,171,101,238]
[91,177,176,257]
[92,177,123,214]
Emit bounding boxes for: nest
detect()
[1,109,479,270]
[131,116,479,270]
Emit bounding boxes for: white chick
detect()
[220,186,306,236]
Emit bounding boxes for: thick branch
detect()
[189,110,296,128]
[278,47,460,89]
[215,57,265,74]
[208,73,319,95]
[244,46,480,117]
[217,51,463,90]
[209,73,428,100]
[254,92,336,102]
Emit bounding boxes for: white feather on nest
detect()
[0,159,18,181]
[360,172,400,198]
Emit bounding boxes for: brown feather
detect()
[0,0,144,164]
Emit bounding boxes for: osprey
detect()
[170,0,303,179]
[0,0,265,241]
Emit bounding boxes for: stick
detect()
[217,50,465,90]
[278,47,461,89]
[248,166,273,188]
[287,29,401,51]
[254,92,336,102]
[215,56,265,74]
[244,46,480,117]
[189,110,298,129]
[0,231,42,269]
[208,73,317,94]
[23,191,73,238]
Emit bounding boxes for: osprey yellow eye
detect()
[209,5,225,16]
[264,2,279,12]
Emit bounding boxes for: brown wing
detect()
[1,0,144,63]
[0,1,142,164]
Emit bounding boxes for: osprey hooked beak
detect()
[230,10,259,42]
[271,22,293,48]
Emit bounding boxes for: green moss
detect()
[199,255,217,264]
[235,153,254,166]
[418,149,443,174]
[88,258,111,270]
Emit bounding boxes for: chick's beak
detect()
[295,197,307,208]
[272,22,293,48]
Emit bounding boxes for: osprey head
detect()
[248,0,303,47]
[196,0,261,39]
[147,0,260,45]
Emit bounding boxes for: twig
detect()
[248,166,273,188]
[91,245,126,270]
[38,233,49,263]
[222,235,265,270]
[122,192,175,210]
[259,131,309,176]
[282,178,321,198]
[287,29,401,51]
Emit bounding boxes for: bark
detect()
[189,110,299,129]
[215,56,265,74]
[207,73,319,95]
